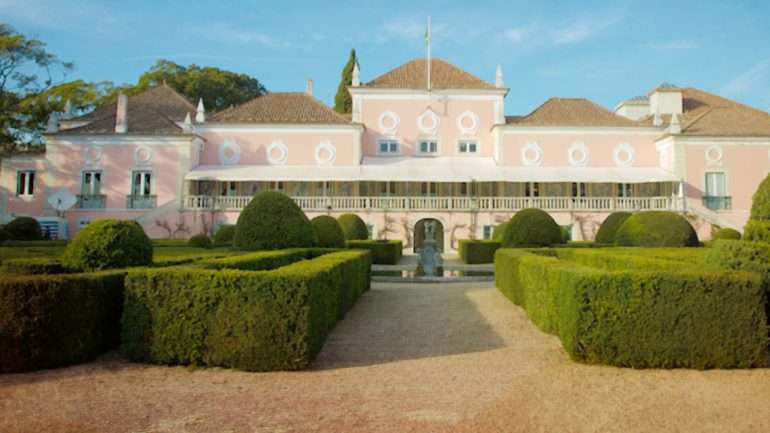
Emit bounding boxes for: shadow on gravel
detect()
[312,282,506,369]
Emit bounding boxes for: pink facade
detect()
[2,59,769,247]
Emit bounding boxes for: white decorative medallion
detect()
[613,143,635,167]
[417,109,440,135]
[315,141,336,165]
[134,145,153,166]
[378,111,400,135]
[568,142,590,167]
[705,145,723,167]
[266,140,288,165]
[84,144,103,166]
[521,142,543,166]
[456,111,480,136]
[218,139,241,165]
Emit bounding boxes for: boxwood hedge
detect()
[234,191,317,250]
[122,250,370,371]
[311,215,346,248]
[615,211,699,247]
[0,270,126,373]
[745,220,770,243]
[0,257,68,275]
[4,217,42,241]
[458,240,500,264]
[495,248,768,369]
[502,208,562,247]
[337,213,369,240]
[213,225,236,247]
[61,219,153,271]
[346,239,402,264]
[595,212,632,244]
[713,227,742,241]
[188,234,212,249]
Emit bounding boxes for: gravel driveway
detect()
[2,281,769,433]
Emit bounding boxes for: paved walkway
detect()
[2,282,770,433]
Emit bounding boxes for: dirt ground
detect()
[1,282,770,433]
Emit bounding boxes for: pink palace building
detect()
[2,58,770,250]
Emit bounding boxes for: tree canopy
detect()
[333,49,357,114]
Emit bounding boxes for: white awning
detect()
[185,157,680,183]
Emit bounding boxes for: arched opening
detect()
[414,218,444,252]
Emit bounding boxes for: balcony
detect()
[184,195,682,212]
[702,196,732,210]
[127,194,157,209]
[76,194,106,209]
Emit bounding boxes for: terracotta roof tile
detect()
[211,92,350,124]
[506,98,639,127]
[64,84,195,135]
[363,58,496,90]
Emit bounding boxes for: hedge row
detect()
[346,240,402,265]
[458,240,500,264]
[705,240,770,285]
[0,270,127,373]
[0,258,69,275]
[195,249,312,271]
[121,250,371,371]
[495,248,768,369]
[745,220,770,243]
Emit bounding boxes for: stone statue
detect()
[417,220,443,277]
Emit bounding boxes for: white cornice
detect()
[44,135,197,146]
[661,135,770,146]
[496,125,664,135]
[196,123,364,133]
[348,87,509,99]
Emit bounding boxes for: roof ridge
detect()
[155,83,197,113]
[686,87,770,118]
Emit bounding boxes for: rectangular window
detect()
[81,171,102,195]
[132,171,152,196]
[571,182,586,198]
[378,139,400,154]
[458,140,479,154]
[418,140,438,154]
[617,183,633,198]
[16,170,35,196]
[705,172,726,197]
[526,182,540,197]
[483,225,493,240]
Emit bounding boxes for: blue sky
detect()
[2,0,769,115]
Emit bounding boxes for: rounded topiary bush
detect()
[311,215,346,248]
[713,227,742,241]
[749,172,770,220]
[502,208,562,247]
[188,233,212,248]
[595,212,632,244]
[233,191,317,251]
[744,220,770,243]
[337,213,368,240]
[61,219,153,271]
[492,222,508,241]
[4,216,42,240]
[615,211,699,247]
[0,226,8,243]
[213,224,236,246]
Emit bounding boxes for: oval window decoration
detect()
[134,145,153,166]
[218,139,240,166]
[705,145,723,166]
[84,144,103,165]
[266,140,288,165]
[417,109,440,135]
[457,111,480,135]
[315,141,336,165]
[378,111,400,135]
[568,142,590,167]
[613,143,635,167]
[521,142,543,166]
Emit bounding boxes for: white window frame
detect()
[482,225,493,240]
[16,170,35,197]
[131,170,153,197]
[376,138,401,155]
[457,139,480,155]
[704,170,728,197]
[81,170,103,195]
[417,138,440,155]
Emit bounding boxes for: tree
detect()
[131,60,267,111]
[333,49,357,113]
[0,24,73,152]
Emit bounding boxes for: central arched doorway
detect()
[414,218,444,252]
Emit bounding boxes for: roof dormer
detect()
[648,82,683,116]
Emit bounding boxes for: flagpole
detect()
[426,16,431,91]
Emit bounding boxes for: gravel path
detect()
[2,282,770,433]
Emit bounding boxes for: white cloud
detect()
[551,14,622,45]
[203,23,291,49]
[721,59,770,99]
[377,18,448,45]
[503,27,529,44]
[0,0,122,32]
[648,40,699,50]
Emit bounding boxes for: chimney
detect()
[196,98,206,123]
[648,83,682,116]
[352,63,360,87]
[668,112,681,134]
[495,65,504,88]
[183,112,193,133]
[115,94,128,133]
[305,79,313,97]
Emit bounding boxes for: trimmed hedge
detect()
[5,217,42,241]
[188,234,212,249]
[704,240,770,281]
[62,219,153,271]
[121,250,370,371]
[713,227,742,241]
[213,225,236,246]
[337,213,369,240]
[750,172,770,220]
[0,258,68,275]
[234,191,317,251]
[196,249,310,271]
[495,248,768,368]
[0,270,126,373]
[458,240,500,264]
[492,222,508,241]
[502,208,562,247]
[311,215,346,248]
[745,220,770,243]
[0,226,8,243]
[615,211,699,247]
[595,212,632,244]
[347,239,402,264]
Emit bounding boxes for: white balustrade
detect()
[183,195,676,212]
